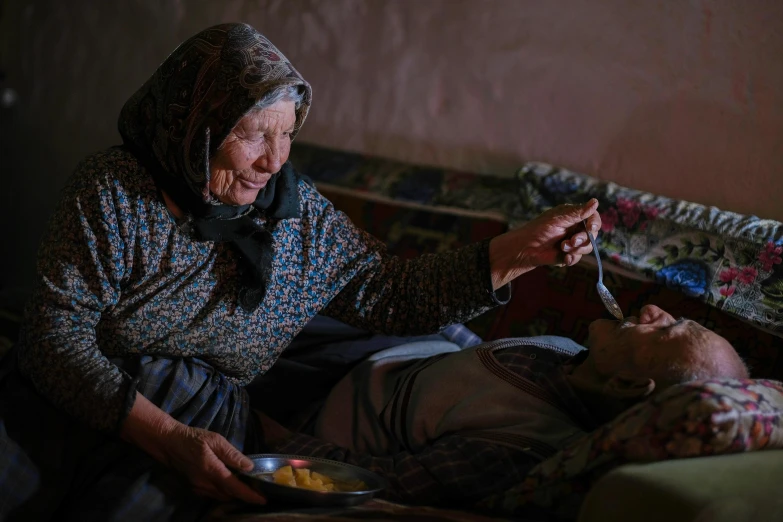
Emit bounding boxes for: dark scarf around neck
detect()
[134,143,309,312]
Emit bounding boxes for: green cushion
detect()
[579,451,783,522]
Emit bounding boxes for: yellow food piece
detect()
[293,468,310,487]
[273,466,294,481]
[272,465,297,487]
[310,471,333,485]
[270,466,367,492]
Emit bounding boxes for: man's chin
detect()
[586,318,614,346]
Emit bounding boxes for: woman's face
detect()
[209,99,296,206]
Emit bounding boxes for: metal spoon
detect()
[583,221,624,320]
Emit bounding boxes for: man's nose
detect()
[641,304,662,315]
[639,304,673,324]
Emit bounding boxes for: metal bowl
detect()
[237,454,386,507]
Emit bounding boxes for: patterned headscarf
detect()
[118,22,311,201]
[118,23,313,310]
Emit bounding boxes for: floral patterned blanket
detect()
[514,162,783,336]
[291,143,783,336]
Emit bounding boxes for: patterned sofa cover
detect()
[291,143,783,338]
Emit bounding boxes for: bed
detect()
[206,143,783,521]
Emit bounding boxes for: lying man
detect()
[257,304,749,508]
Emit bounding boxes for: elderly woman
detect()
[0,23,600,521]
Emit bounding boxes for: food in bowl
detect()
[271,465,368,492]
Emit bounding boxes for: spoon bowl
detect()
[583,222,624,321]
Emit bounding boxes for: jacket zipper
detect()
[479,338,582,356]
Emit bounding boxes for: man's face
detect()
[586,304,743,381]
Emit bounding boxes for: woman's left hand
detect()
[121,392,267,505]
[489,199,601,289]
[158,422,267,504]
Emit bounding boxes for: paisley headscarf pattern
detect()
[118,22,311,199]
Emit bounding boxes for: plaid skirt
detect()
[0,350,260,522]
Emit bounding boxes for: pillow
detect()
[515,162,783,336]
[479,378,783,519]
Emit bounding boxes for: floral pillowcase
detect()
[513,162,783,336]
[479,378,783,519]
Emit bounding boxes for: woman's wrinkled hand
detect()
[489,199,601,289]
[159,422,267,505]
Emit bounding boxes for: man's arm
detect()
[261,415,540,507]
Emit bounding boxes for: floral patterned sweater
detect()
[18,148,508,432]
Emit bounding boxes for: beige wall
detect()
[1,0,782,303]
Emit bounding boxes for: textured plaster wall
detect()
[1,0,782,305]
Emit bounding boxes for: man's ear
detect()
[603,371,656,400]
